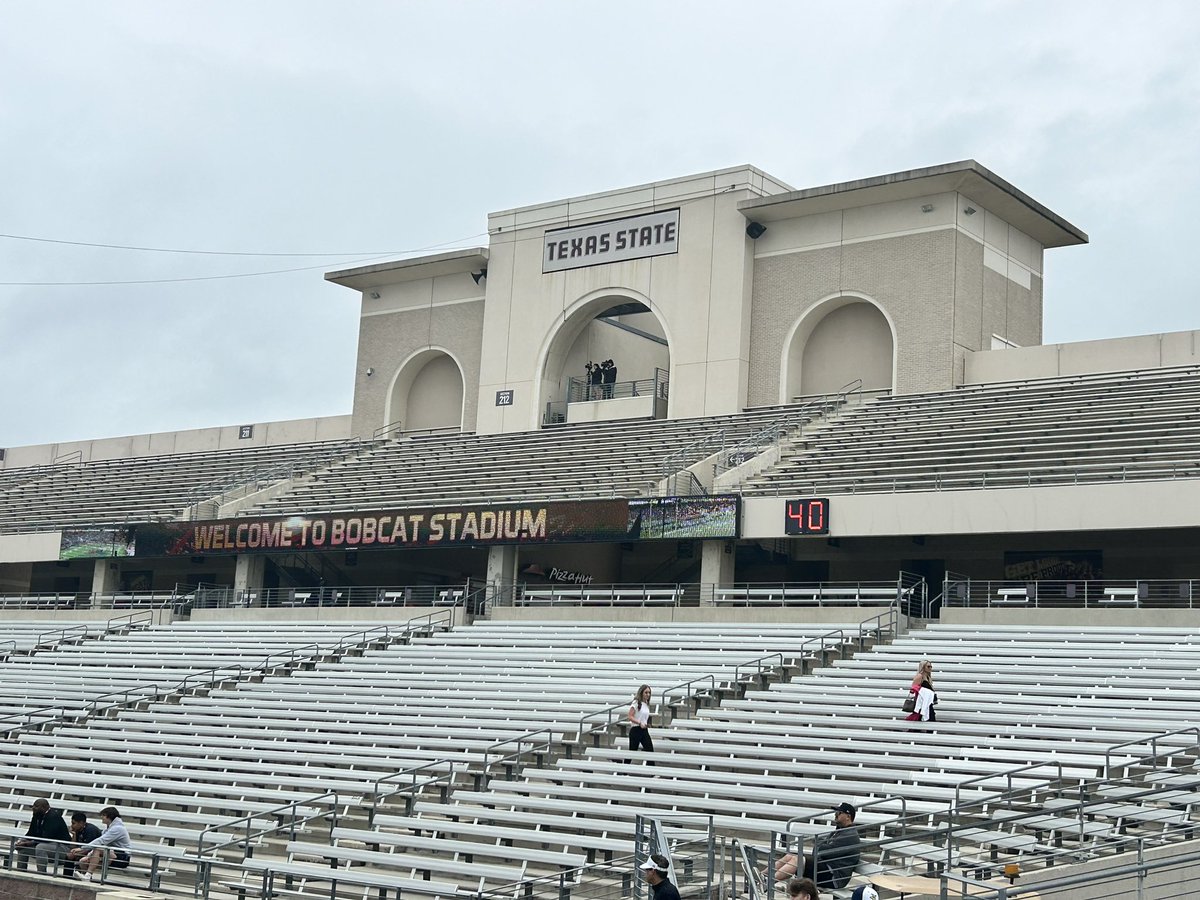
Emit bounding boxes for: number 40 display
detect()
[784,498,829,535]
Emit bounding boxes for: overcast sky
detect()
[2,1,1198,448]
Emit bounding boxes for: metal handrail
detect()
[715,380,864,481]
[34,622,89,649]
[0,704,71,734]
[86,683,166,717]
[575,673,718,746]
[369,759,464,824]
[196,790,340,862]
[373,420,405,441]
[105,609,156,633]
[481,727,555,783]
[1104,725,1200,777]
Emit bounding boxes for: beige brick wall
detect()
[748,230,959,404]
[350,300,486,437]
[748,228,1044,403]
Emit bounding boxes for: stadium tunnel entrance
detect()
[538,291,671,426]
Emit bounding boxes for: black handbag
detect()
[901,695,916,713]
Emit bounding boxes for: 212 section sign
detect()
[784,498,829,536]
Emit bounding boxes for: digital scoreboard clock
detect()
[784,498,830,535]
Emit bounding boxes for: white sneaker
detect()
[77,873,92,882]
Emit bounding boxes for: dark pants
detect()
[629,725,654,753]
[17,841,62,874]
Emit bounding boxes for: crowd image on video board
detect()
[626,496,738,540]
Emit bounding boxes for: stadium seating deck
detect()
[0,619,861,895]
[242,405,816,515]
[4,618,1200,898]
[0,438,364,532]
[738,365,1200,495]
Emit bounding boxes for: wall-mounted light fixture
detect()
[366,368,374,377]
[921,204,934,213]
[471,269,488,285]
[963,206,977,216]
[368,291,381,299]
[745,221,767,240]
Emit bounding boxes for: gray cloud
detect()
[2,0,1198,446]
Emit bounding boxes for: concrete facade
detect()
[322,160,1080,434]
[0,415,352,469]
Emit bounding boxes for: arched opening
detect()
[386,349,465,432]
[536,290,672,426]
[784,295,895,401]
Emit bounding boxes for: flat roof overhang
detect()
[325,248,489,289]
[738,160,1088,248]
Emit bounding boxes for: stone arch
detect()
[385,347,465,432]
[530,287,674,428]
[780,292,896,403]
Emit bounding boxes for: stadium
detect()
[2,159,1199,899]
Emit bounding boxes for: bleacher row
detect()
[1,366,1197,533]
[0,438,363,532]
[740,365,1200,495]
[243,405,810,515]
[3,619,1200,898]
[0,619,860,896]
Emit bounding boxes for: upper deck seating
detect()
[242,405,816,514]
[0,438,364,532]
[738,365,1200,496]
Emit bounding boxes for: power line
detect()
[0,256,393,286]
[0,232,489,286]
[0,230,485,257]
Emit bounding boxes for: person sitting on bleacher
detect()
[63,812,102,878]
[67,806,132,881]
[787,876,820,899]
[15,798,71,874]
[904,660,937,722]
[774,802,860,891]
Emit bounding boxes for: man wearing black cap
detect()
[639,853,680,900]
[803,802,861,890]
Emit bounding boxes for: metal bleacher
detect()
[0,618,1199,896]
[241,405,828,515]
[0,438,365,532]
[0,618,867,897]
[738,365,1200,496]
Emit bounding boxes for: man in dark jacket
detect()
[16,798,71,874]
[803,801,861,890]
[63,812,102,878]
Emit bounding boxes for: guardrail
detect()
[773,455,1200,497]
[943,576,1199,609]
[2,834,178,891]
[191,583,472,609]
[195,791,341,897]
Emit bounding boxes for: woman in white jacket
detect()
[904,660,937,722]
